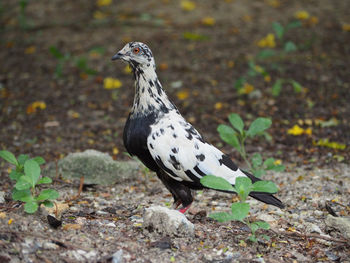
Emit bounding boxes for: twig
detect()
[0,229,91,251]
[275,229,349,244]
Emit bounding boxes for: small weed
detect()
[0,150,59,214]
[201,114,285,242]
[49,46,103,78]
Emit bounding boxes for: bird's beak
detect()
[111,52,124,61]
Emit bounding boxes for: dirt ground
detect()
[0,0,350,262]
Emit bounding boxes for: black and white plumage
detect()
[112,42,284,212]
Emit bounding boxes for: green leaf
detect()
[284,41,297,52]
[254,221,270,230]
[12,188,32,202]
[262,234,271,241]
[0,150,18,166]
[272,164,285,172]
[209,212,236,223]
[252,181,278,193]
[17,154,29,165]
[15,176,32,190]
[286,20,302,29]
[235,177,253,201]
[183,32,209,41]
[290,80,302,93]
[247,118,272,138]
[37,177,52,184]
[263,158,275,169]
[231,202,250,221]
[49,46,64,59]
[24,201,39,214]
[253,169,265,178]
[272,22,284,39]
[250,222,260,233]
[24,159,40,187]
[271,79,283,97]
[43,200,54,207]
[251,153,262,168]
[200,175,235,192]
[234,77,245,90]
[248,235,258,242]
[257,49,276,59]
[36,189,59,201]
[9,170,24,181]
[228,113,244,134]
[217,125,241,152]
[33,156,45,165]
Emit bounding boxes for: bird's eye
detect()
[133,47,140,54]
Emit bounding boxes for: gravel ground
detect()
[0,162,349,262]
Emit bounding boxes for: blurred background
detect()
[0,0,349,166]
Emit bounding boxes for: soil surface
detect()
[1,0,350,262]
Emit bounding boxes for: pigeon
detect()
[112,42,284,213]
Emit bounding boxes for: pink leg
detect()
[172,200,182,209]
[179,204,191,214]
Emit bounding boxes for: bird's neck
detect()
[130,65,176,117]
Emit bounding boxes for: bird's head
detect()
[111,42,155,70]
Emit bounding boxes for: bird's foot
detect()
[179,204,191,214]
[172,200,182,209]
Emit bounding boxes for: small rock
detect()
[325,215,350,239]
[105,222,116,227]
[143,206,194,237]
[0,191,5,203]
[112,249,123,263]
[305,222,323,234]
[43,149,141,185]
[42,242,59,250]
[325,250,341,261]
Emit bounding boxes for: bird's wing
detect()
[147,110,247,185]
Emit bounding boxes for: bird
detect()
[111,42,284,213]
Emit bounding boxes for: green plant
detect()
[0,150,59,214]
[18,0,29,29]
[217,113,284,177]
[200,175,276,242]
[49,46,102,78]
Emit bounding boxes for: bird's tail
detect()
[243,170,285,209]
[248,191,285,209]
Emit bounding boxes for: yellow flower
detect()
[68,110,80,119]
[274,159,282,165]
[176,90,189,100]
[239,83,254,95]
[295,10,310,20]
[227,60,235,68]
[113,147,119,155]
[266,0,280,8]
[96,0,112,7]
[287,125,305,136]
[257,33,276,48]
[93,10,108,19]
[264,75,271,82]
[8,218,13,225]
[201,16,215,26]
[26,101,46,114]
[25,46,36,54]
[214,102,223,110]
[104,77,122,89]
[123,65,132,74]
[309,16,318,26]
[304,128,312,135]
[342,23,350,32]
[313,139,346,150]
[181,0,196,11]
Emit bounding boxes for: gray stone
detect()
[0,191,5,203]
[112,249,124,263]
[325,215,350,239]
[43,149,142,185]
[143,206,194,237]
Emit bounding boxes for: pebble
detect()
[143,206,194,237]
[42,242,59,250]
[112,249,124,263]
[0,191,5,203]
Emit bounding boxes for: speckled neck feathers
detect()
[130,64,176,117]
